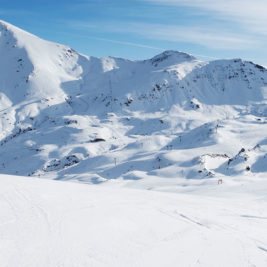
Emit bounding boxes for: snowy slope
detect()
[1,174,267,267]
[0,20,267,190]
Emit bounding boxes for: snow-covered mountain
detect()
[0,20,267,190]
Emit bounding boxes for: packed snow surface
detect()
[1,174,267,267]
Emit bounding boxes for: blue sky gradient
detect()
[1,0,266,65]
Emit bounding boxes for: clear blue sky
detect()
[1,0,266,65]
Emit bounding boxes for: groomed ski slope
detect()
[1,174,267,267]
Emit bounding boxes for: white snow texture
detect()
[0,20,267,266]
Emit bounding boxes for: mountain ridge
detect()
[0,20,266,189]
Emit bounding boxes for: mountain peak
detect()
[0,19,9,27]
[0,19,21,32]
[149,50,197,67]
[0,19,41,51]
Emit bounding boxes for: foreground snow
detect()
[1,174,267,267]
